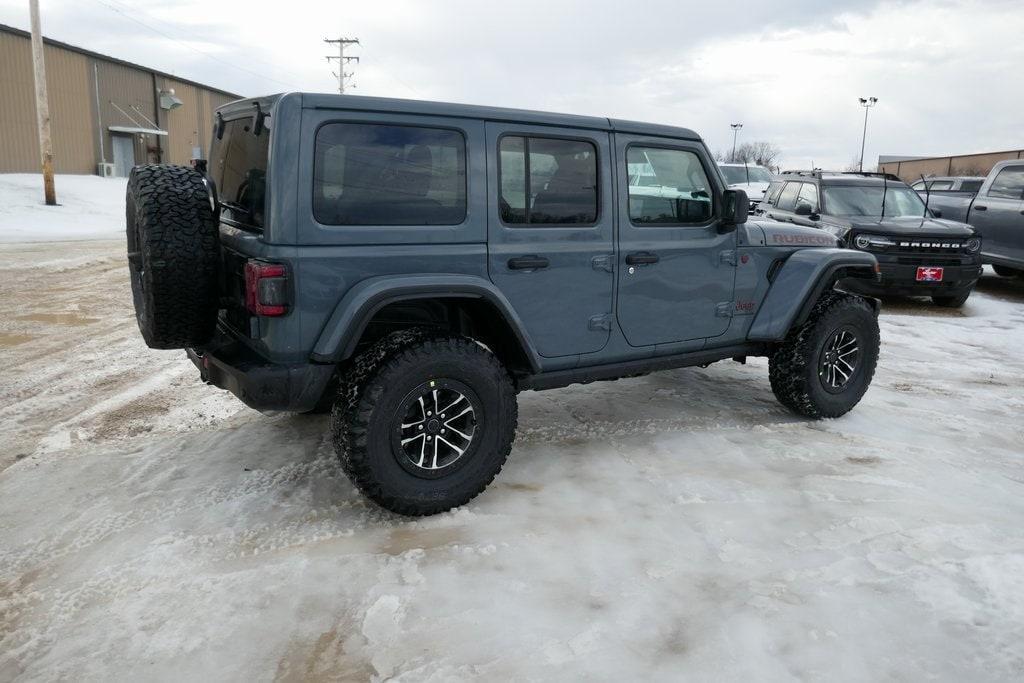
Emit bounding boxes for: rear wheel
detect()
[331,331,518,516]
[932,290,971,308]
[769,292,879,419]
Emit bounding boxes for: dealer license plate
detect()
[916,266,944,282]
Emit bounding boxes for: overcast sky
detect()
[2,0,1022,169]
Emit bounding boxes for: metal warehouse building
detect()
[0,23,241,176]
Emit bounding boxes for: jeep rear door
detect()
[972,164,1024,265]
[614,136,737,347]
[485,123,614,358]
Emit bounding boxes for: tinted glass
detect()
[627,147,713,224]
[776,182,801,211]
[719,165,774,184]
[822,186,926,217]
[796,183,818,211]
[987,166,1024,200]
[209,117,270,229]
[500,136,598,225]
[313,123,466,225]
[959,179,983,193]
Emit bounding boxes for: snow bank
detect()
[0,174,127,243]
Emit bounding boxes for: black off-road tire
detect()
[932,290,971,308]
[992,265,1022,278]
[769,292,880,419]
[126,164,220,349]
[331,330,518,516]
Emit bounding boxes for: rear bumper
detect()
[841,260,982,297]
[187,335,334,412]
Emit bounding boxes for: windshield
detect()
[719,166,773,185]
[822,185,926,218]
[209,116,270,230]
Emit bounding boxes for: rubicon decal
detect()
[769,234,836,246]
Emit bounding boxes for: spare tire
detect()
[126,164,220,349]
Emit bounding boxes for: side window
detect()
[960,180,983,193]
[796,183,819,211]
[929,180,953,191]
[911,180,925,190]
[313,123,466,226]
[776,182,801,211]
[764,181,784,205]
[499,136,598,225]
[987,166,1024,200]
[626,146,713,225]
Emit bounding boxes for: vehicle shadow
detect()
[975,271,1024,303]
[875,296,967,318]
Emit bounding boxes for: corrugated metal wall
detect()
[880,150,1024,182]
[0,26,240,175]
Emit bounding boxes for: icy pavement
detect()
[1,238,1024,681]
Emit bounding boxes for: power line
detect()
[324,37,359,94]
[90,0,297,89]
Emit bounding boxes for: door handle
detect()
[975,205,987,211]
[507,255,550,270]
[625,252,660,265]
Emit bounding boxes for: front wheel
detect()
[769,292,880,419]
[331,331,518,516]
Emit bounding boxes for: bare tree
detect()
[724,141,782,169]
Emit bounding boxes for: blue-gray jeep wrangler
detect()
[126,93,881,516]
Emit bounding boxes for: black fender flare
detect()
[309,274,542,372]
[747,248,878,342]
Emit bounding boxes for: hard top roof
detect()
[218,93,702,142]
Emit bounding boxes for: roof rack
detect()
[779,170,823,178]
[779,170,903,182]
[838,171,902,181]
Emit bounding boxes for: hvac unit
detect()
[97,162,116,178]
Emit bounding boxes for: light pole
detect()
[858,97,878,172]
[730,123,743,162]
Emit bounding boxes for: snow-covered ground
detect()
[1,175,1024,681]
[0,174,127,243]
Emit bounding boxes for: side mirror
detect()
[722,189,748,229]
[794,203,813,216]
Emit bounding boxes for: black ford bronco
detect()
[758,171,982,307]
[126,93,881,516]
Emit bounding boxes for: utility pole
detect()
[730,123,743,162]
[29,0,56,205]
[324,36,360,94]
[858,97,878,172]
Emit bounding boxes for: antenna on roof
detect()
[881,173,888,219]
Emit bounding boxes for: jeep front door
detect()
[485,123,614,358]
[615,137,737,347]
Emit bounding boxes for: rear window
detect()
[210,117,270,230]
[499,136,598,225]
[959,179,983,193]
[313,123,466,225]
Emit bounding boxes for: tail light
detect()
[244,260,289,316]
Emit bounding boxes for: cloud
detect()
[1,0,1021,169]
